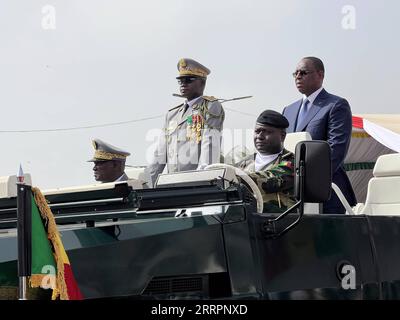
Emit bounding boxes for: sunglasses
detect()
[93,160,112,166]
[177,77,199,85]
[292,70,315,78]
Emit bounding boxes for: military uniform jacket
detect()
[235,149,296,213]
[115,173,129,182]
[146,96,225,186]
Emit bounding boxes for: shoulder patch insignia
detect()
[279,160,293,168]
[202,96,218,102]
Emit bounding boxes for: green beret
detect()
[256,110,289,129]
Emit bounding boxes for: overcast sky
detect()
[0,0,399,189]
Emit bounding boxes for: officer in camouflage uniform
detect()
[146,58,225,187]
[236,110,295,213]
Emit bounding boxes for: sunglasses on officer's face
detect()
[292,70,315,78]
[177,77,199,85]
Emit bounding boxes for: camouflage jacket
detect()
[235,149,296,213]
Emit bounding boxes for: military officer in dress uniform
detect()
[88,138,131,183]
[235,110,296,213]
[146,58,225,187]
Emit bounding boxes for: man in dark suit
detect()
[282,57,356,213]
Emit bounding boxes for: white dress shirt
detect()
[186,96,202,108]
[303,86,324,104]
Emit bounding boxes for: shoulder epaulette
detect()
[202,96,218,102]
[168,103,184,112]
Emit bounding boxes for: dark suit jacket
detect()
[283,89,356,213]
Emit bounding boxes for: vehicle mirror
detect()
[294,141,331,203]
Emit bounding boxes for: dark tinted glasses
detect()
[177,77,199,85]
[292,70,315,78]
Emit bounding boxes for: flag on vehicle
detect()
[29,187,83,300]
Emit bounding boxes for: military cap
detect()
[256,110,289,129]
[176,58,210,79]
[88,138,131,162]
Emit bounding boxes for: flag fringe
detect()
[29,274,56,289]
[32,187,69,300]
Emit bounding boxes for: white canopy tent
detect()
[345,114,400,203]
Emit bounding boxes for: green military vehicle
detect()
[1,141,400,300]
